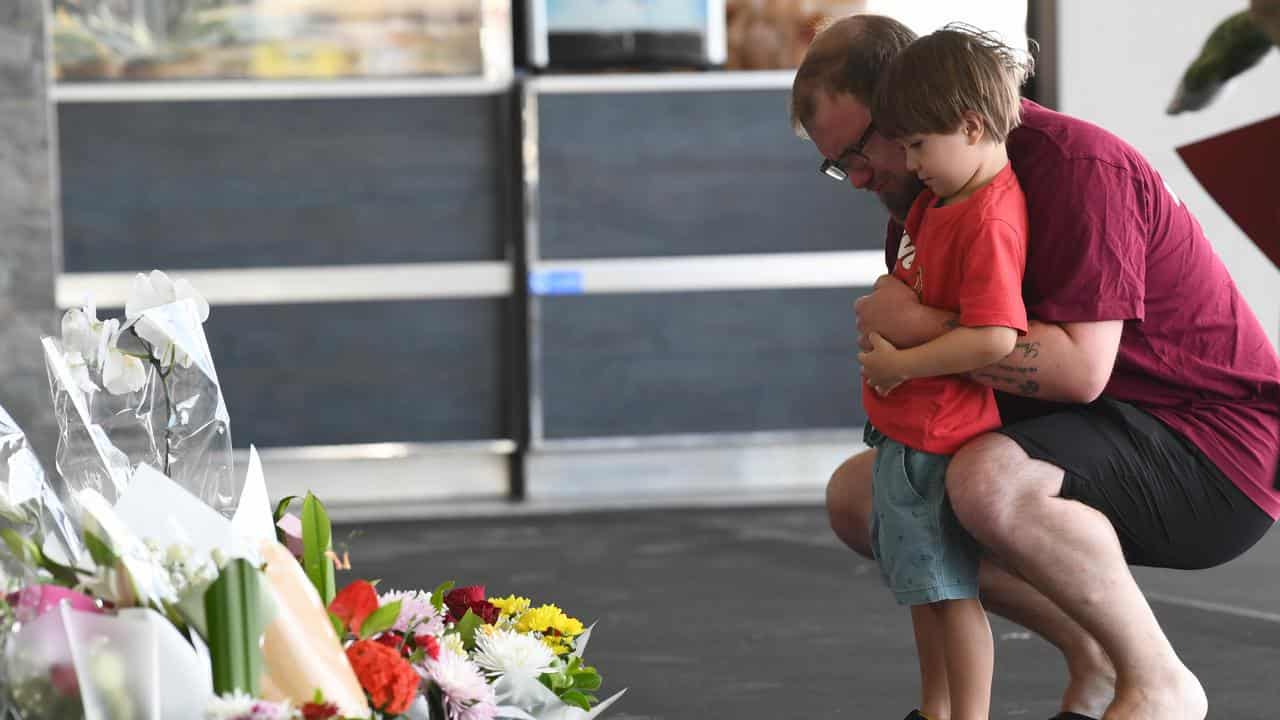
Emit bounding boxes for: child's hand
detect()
[857,332,908,395]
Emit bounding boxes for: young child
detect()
[856,25,1035,720]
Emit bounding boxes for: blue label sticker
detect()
[529,269,585,295]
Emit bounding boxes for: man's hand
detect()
[857,332,908,395]
[854,274,921,352]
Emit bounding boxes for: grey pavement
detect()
[340,504,1280,719]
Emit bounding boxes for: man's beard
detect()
[879,175,926,223]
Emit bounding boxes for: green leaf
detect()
[272,495,297,524]
[560,690,592,711]
[301,492,335,606]
[572,669,602,691]
[0,529,79,586]
[83,530,117,567]
[429,581,455,612]
[328,610,345,639]
[204,558,267,697]
[359,600,402,640]
[454,609,483,651]
[1,528,41,566]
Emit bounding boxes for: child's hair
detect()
[871,23,1035,143]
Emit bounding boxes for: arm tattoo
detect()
[944,317,960,330]
[974,370,1043,396]
[1016,341,1040,359]
[996,364,1038,376]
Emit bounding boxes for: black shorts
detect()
[994,395,1273,570]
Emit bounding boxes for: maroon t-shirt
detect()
[883,100,1280,518]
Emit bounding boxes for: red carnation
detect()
[345,639,421,715]
[329,580,380,635]
[444,585,499,624]
[300,700,340,719]
[373,632,408,656]
[415,633,441,660]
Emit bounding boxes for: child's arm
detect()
[858,325,1018,394]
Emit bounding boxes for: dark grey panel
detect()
[99,298,509,447]
[60,95,512,271]
[536,90,888,259]
[538,288,867,438]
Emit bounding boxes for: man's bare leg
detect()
[827,449,1116,716]
[945,434,1206,720]
[979,562,1114,717]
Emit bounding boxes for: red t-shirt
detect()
[864,164,1029,455]
[881,100,1280,518]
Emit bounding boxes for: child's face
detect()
[899,118,987,201]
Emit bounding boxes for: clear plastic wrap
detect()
[0,405,82,569]
[44,295,238,519]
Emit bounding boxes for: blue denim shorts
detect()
[865,424,980,606]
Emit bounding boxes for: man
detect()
[791,14,1280,720]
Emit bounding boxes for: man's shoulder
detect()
[1009,100,1149,180]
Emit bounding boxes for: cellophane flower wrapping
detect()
[44,292,239,520]
[0,404,82,574]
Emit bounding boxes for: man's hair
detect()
[871,23,1035,144]
[789,14,917,137]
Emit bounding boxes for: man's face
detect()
[807,92,923,222]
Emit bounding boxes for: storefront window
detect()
[51,0,489,81]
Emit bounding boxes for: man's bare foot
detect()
[1061,638,1116,718]
[1102,663,1206,720]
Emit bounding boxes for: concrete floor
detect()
[340,504,1280,720]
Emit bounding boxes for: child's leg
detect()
[910,603,951,720]
[933,598,993,720]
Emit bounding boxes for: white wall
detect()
[1056,1,1280,347]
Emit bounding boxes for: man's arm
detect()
[855,274,1122,403]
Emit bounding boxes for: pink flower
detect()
[276,513,304,557]
[7,585,100,619]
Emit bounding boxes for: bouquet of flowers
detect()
[0,271,623,720]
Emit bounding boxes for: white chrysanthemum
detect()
[472,628,556,679]
[452,698,499,720]
[379,589,445,635]
[204,691,295,720]
[423,650,494,709]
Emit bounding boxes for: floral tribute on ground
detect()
[0,271,624,720]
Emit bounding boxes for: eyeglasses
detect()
[818,122,876,182]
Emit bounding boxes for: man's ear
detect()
[961,111,986,145]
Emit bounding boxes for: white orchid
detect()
[58,305,149,395]
[61,304,101,360]
[99,318,148,394]
[125,270,210,369]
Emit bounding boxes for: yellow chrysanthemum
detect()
[542,634,572,656]
[551,614,584,638]
[515,604,564,634]
[489,594,531,618]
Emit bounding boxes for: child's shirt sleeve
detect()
[958,216,1029,334]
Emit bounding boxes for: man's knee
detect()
[827,449,876,559]
[946,433,1039,544]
